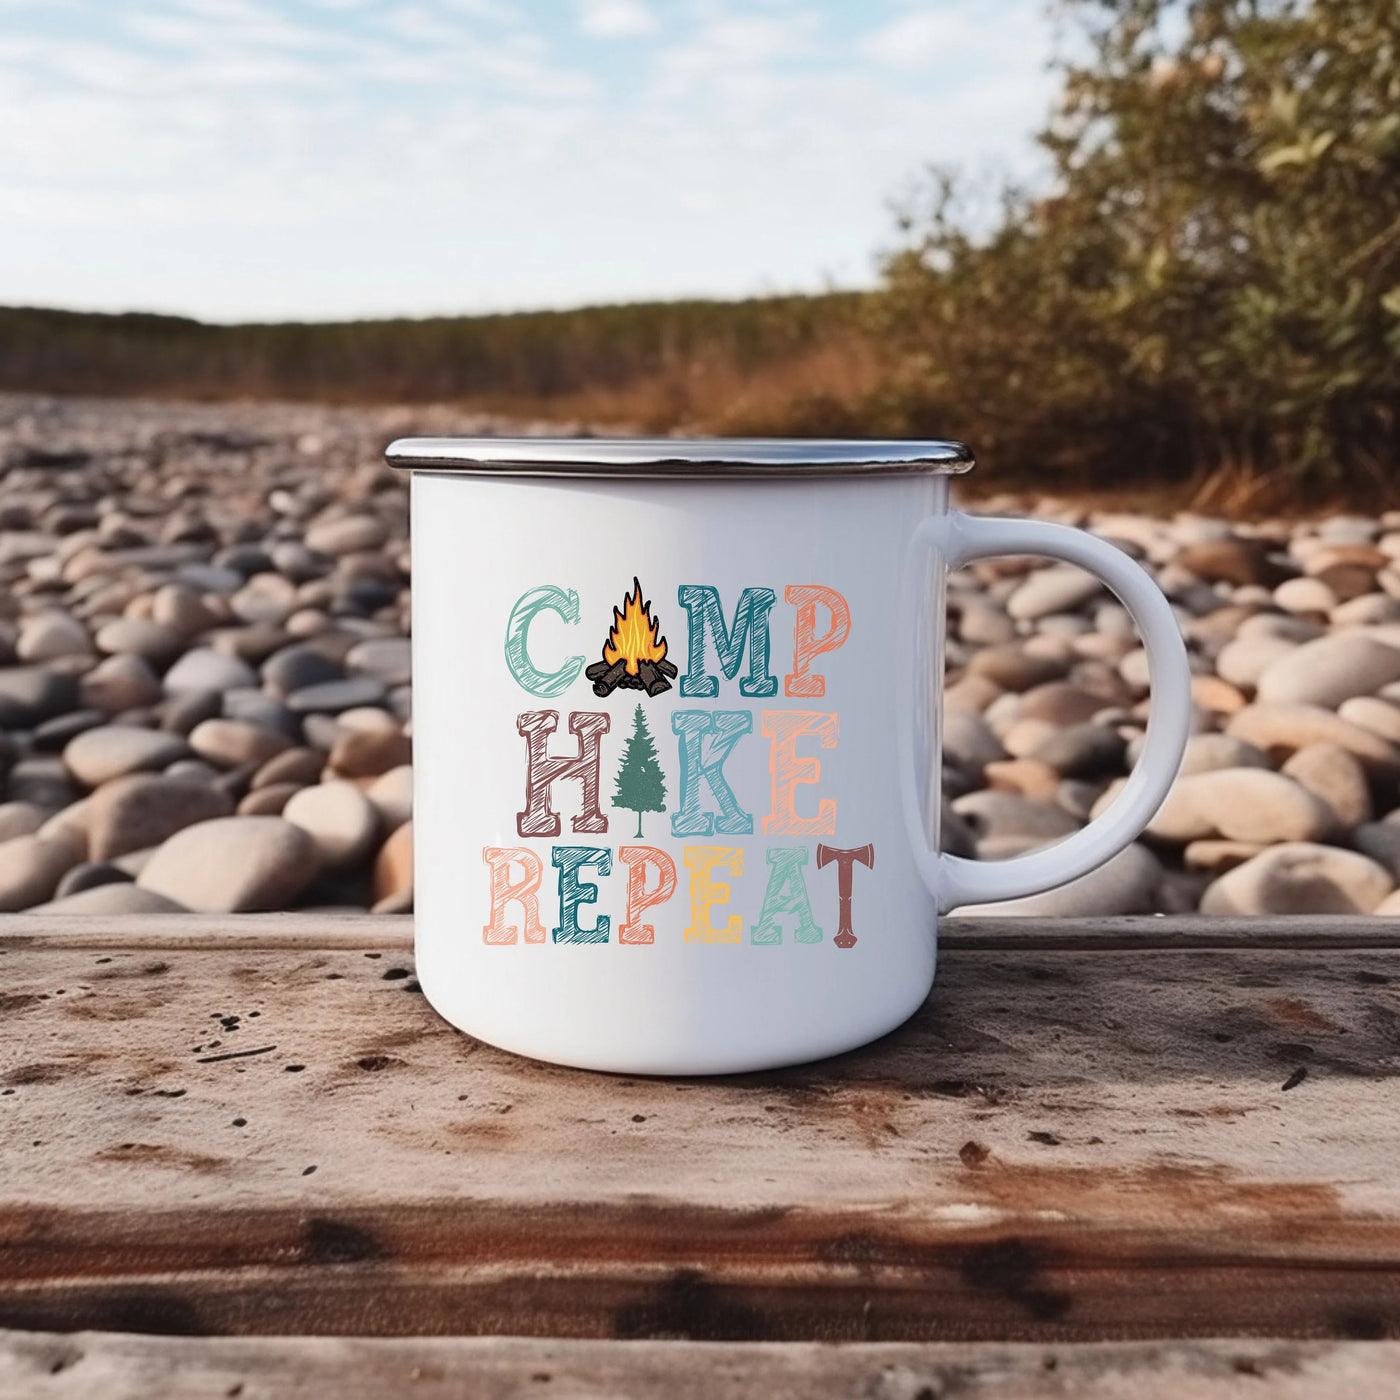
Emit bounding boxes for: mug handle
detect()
[902,510,1193,913]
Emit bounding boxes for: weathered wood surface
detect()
[10,911,1400,951]
[4,1332,1400,1400]
[1,915,1398,1341]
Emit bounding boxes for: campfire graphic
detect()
[586,578,679,698]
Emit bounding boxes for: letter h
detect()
[516,710,611,837]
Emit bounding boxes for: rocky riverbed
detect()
[4,393,1400,918]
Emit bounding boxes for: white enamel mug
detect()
[387,438,1191,1075]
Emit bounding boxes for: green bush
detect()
[876,0,1400,500]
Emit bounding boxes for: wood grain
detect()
[3,1331,1399,1400]
[1,916,1398,1341]
[7,911,1400,951]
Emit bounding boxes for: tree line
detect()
[2,0,1395,504]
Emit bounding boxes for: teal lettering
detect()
[504,586,585,698]
[671,710,754,836]
[752,846,823,945]
[552,846,612,944]
[677,585,777,698]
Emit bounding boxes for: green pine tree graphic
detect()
[613,704,667,839]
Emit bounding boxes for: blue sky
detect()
[0,0,1056,321]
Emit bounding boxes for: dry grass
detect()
[461,337,884,436]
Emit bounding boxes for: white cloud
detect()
[652,12,814,98]
[575,0,656,39]
[0,0,1056,319]
[861,8,978,68]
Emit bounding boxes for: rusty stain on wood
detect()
[0,916,1398,1342]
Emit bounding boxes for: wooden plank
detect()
[0,913,414,953]
[3,1331,1400,1400]
[6,912,1400,953]
[0,925,1398,1340]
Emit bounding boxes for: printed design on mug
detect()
[491,582,874,949]
[613,705,667,838]
[586,578,678,698]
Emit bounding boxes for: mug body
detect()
[409,463,953,1074]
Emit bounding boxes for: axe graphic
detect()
[815,843,875,949]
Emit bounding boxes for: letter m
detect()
[678,585,777,698]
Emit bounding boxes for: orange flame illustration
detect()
[604,578,668,675]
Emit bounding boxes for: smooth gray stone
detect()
[0,667,79,727]
[285,676,388,715]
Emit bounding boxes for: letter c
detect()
[504,585,585,697]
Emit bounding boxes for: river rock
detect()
[306,514,388,555]
[230,573,298,626]
[137,816,322,912]
[0,802,50,844]
[966,644,1069,692]
[942,711,1007,774]
[94,617,184,664]
[52,861,131,898]
[366,765,412,833]
[238,783,301,815]
[1183,840,1268,874]
[334,705,400,734]
[151,582,219,637]
[261,643,345,698]
[1353,823,1400,880]
[983,758,1061,801]
[0,668,79,727]
[372,819,413,910]
[30,883,188,914]
[163,647,258,694]
[0,834,80,911]
[345,635,412,686]
[1200,843,1393,915]
[1147,768,1335,845]
[1176,538,1277,586]
[177,562,242,593]
[63,726,190,788]
[1255,633,1400,708]
[1006,565,1102,621]
[1215,634,1297,690]
[1031,723,1125,779]
[1305,542,1387,575]
[1336,696,1400,744]
[1332,594,1400,628]
[17,611,92,662]
[327,726,412,778]
[956,599,1015,645]
[80,653,164,712]
[1273,577,1337,615]
[1190,675,1247,714]
[188,718,292,769]
[8,759,79,811]
[31,710,103,753]
[1226,704,1400,774]
[87,773,234,862]
[945,675,1003,713]
[284,677,387,714]
[1000,719,1060,760]
[252,746,326,789]
[1016,682,1109,726]
[1280,743,1372,828]
[952,790,1082,844]
[283,779,379,868]
[153,681,215,732]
